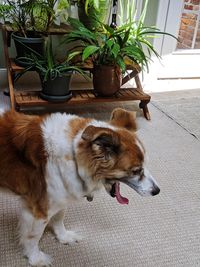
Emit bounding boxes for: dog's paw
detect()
[28,251,52,266]
[57,230,82,245]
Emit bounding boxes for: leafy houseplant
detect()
[65,1,175,96]
[0,0,69,66]
[20,36,85,102]
[65,18,133,96]
[70,0,112,30]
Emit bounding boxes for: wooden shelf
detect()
[15,88,150,106]
[2,26,151,120]
[14,88,151,120]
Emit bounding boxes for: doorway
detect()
[144,0,200,91]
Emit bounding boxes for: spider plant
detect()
[17,36,86,101]
[19,36,84,82]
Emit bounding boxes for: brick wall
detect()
[177,0,200,49]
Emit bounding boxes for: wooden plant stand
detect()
[2,26,151,120]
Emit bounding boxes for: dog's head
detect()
[78,108,160,204]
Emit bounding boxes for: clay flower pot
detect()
[93,65,122,97]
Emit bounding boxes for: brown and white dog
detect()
[0,108,160,266]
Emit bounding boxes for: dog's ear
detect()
[110,108,137,131]
[82,125,120,157]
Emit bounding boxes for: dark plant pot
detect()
[40,74,72,102]
[12,32,44,67]
[93,65,122,97]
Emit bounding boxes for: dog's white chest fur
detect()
[41,114,82,208]
[41,113,103,213]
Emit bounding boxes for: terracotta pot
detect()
[93,65,122,96]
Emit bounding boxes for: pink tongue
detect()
[115,182,129,205]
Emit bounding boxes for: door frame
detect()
[153,0,184,56]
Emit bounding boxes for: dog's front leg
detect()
[49,209,82,244]
[19,209,51,266]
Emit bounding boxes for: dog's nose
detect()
[151,186,160,196]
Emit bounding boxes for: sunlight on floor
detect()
[142,53,200,94]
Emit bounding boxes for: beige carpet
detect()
[151,89,200,140]
[0,103,200,267]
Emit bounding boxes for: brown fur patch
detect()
[27,235,36,239]
[116,129,144,167]
[68,117,92,140]
[65,155,73,161]
[110,108,137,131]
[0,111,48,219]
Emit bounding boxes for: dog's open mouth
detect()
[110,182,129,205]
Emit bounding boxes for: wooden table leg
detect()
[7,69,16,110]
[139,100,151,120]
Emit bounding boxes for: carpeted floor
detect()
[151,89,200,140]
[0,102,200,267]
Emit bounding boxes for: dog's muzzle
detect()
[123,170,160,197]
[105,168,160,205]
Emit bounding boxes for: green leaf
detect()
[121,28,131,46]
[64,27,98,45]
[140,30,177,40]
[67,51,82,62]
[68,17,85,30]
[111,43,120,58]
[106,39,114,48]
[138,0,149,25]
[138,38,160,58]
[46,36,54,69]
[103,24,114,35]
[82,45,100,61]
[57,0,69,10]
[116,56,126,73]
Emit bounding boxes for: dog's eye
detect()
[132,168,142,175]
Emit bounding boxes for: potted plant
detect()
[0,0,69,66]
[65,18,134,96]
[64,0,175,96]
[19,36,85,102]
[69,0,112,30]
